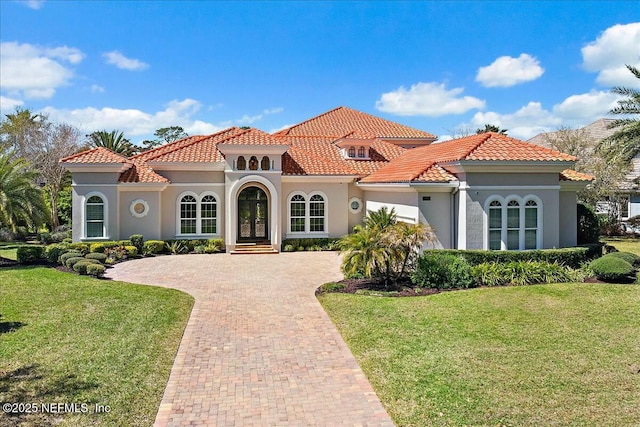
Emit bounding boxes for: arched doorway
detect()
[237,186,269,243]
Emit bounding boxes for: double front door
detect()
[237,186,268,242]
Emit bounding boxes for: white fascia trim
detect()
[147,162,225,171]
[442,160,575,174]
[169,183,226,187]
[118,183,169,192]
[560,181,591,191]
[285,232,330,239]
[282,175,357,183]
[72,184,118,187]
[62,163,132,173]
[471,185,561,190]
[225,170,283,175]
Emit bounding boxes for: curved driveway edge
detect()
[106,252,394,426]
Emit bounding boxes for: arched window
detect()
[357,146,366,158]
[506,200,520,250]
[348,147,356,158]
[309,194,325,232]
[86,195,105,238]
[249,156,258,170]
[201,195,217,234]
[290,194,306,232]
[180,195,197,234]
[486,196,543,250]
[261,156,270,171]
[488,200,502,250]
[525,200,538,250]
[237,156,246,170]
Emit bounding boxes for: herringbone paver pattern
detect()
[107,252,394,426]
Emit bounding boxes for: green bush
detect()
[143,240,165,255]
[67,242,90,254]
[130,234,144,252]
[423,247,590,269]
[412,253,475,289]
[318,282,345,293]
[50,232,67,243]
[471,260,576,287]
[117,240,132,247]
[65,256,87,269]
[60,251,83,265]
[194,245,206,254]
[86,263,106,278]
[166,241,187,255]
[38,232,52,244]
[470,262,509,287]
[72,259,101,275]
[207,238,225,252]
[283,244,295,252]
[62,238,73,244]
[577,203,600,244]
[90,241,120,253]
[123,245,138,256]
[45,243,70,263]
[606,251,640,267]
[16,246,45,264]
[281,238,342,251]
[589,254,636,283]
[85,252,107,263]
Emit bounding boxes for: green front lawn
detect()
[320,283,640,426]
[0,267,194,427]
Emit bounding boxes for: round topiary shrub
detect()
[86,263,106,278]
[45,243,70,264]
[65,256,87,269]
[73,259,101,275]
[412,252,475,289]
[283,244,295,252]
[124,245,138,256]
[606,251,640,267]
[589,254,636,283]
[85,252,107,263]
[143,240,165,255]
[60,251,83,265]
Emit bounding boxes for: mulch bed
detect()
[325,278,441,297]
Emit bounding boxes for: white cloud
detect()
[234,107,284,125]
[582,22,640,88]
[464,90,622,140]
[269,124,294,134]
[0,96,24,113]
[90,84,105,93]
[376,82,485,117]
[0,41,83,99]
[476,53,544,87]
[102,51,149,71]
[16,0,45,9]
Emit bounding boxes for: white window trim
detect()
[83,191,108,240]
[483,194,543,250]
[286,191,329,237]
[175,191,221,237]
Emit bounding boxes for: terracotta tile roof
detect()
[132,129,243,163]
[60,147,129,164]
[218,127,288,145]
[560,169,594,182]
[273,106,436,139]
[118,160,169,184]
[361,132,577,183]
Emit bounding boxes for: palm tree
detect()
[0,147,47,233]
[86,130,137,156]
[340,224,386,279]
[476,124,508,134]
[598,65,640,164]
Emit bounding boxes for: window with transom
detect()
[177,192,219,236]
[288,192,328,234]
[486,196,542,250]
[86,195,105,238]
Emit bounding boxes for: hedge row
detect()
[282,238,340,252]
[424,247,596,269]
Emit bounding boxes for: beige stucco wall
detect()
[160,184,226,240]
[281,181,350,239]
[418,192,452,249]
[119,191,162,240]
[364,190,420,223]
[157,171,224,183]
[71,185,119,242]
[347,183,364,232]
[559,191,578,247]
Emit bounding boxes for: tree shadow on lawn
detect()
[0,364,100,426]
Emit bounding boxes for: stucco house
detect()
[61,106,591,252]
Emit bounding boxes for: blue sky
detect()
[1,1,639,145]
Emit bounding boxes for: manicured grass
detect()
[0,267,194,426]
[603,237,640,256]
[319,283,640,426]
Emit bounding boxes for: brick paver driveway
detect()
[107,252,394,426]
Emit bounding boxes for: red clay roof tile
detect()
[60,147,129,164]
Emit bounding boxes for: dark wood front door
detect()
[237,186,269,242]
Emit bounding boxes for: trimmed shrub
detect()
[471,260,577,287]
[606,251,640,267]
[73,259,101,275]
[86,263,106,278]
[577,203,600,244]
[412,252,475,290]
[281,238,342,251]
[90,241,120,253]
[124,245,138,256]
[62,238,73,244]
[67,242,90,254]
[283,244,295,252]
[318,282,345,293]
[45,243,70,263]
[143,240,165,255]
[589,254,636,283]
[85,252,107,263]
[16,246,45,264]
[38,232,52,244]
[207,238,225,252]
[60,251,83,265]
[65,256,87,269]
[117,240,132,247]
[130,234,144,252]
[423,247,590,269]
